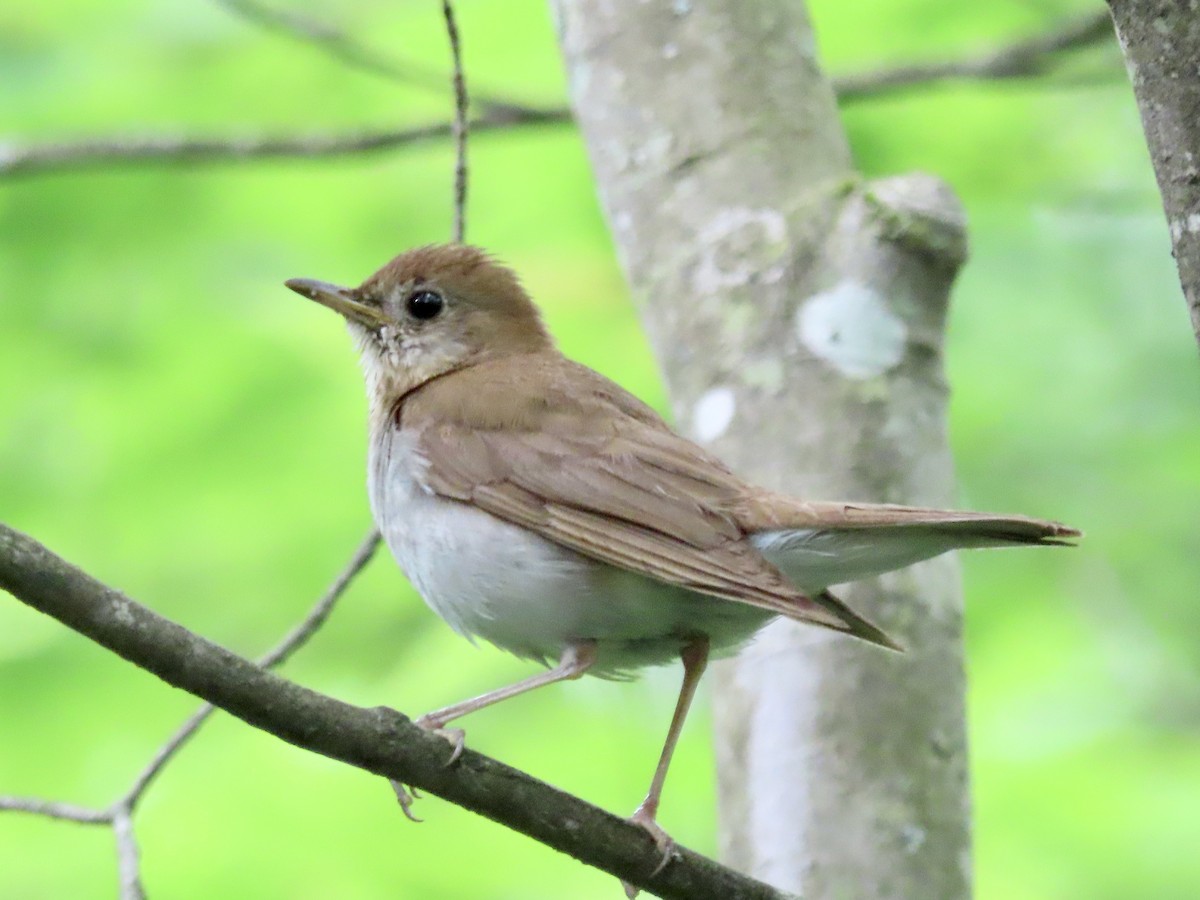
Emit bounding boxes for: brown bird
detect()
[286,244,1078,868]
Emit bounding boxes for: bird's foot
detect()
[389,781,423,822]
[415,714,467,766]
[621,804,678,897]
[630,804,677,874]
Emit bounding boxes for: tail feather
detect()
[737,494,1081,547]
[739,495,1078,651]
[922,514,1080,547]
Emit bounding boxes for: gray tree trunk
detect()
[1106,0,1200,350]
[552,1,971,896]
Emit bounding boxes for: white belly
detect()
[369,429,769,675]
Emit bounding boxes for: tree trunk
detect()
[1106,0,1200,350]
[551,1,972,896]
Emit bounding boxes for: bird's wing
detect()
[399,356,887,642]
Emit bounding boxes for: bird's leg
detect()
[390,642,598,817]
[415,640,598,764]
[626,636,710,888]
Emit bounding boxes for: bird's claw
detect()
[630,806,677,874]
[389,780,423,822]
[389,718,465,821]
[415,715,467,767]
[621,806,678,896]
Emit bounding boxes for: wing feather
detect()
[406,366,855,634]
[399,355,911,647]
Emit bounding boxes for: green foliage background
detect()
[2,1,1198,897]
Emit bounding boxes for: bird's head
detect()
[286,244,553,409]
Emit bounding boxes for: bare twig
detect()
[211,0,521,115]
[0,12,1118,182]
[0,528,379,895]
[0,522,791,900]
[0,106,565,179]
[111,804,145,900]
[122,528,381,806]
[0,796,111,824]
[259,530,381,669]
[121,706,215,808]
[442,0,469,243]
[213,0,1115,109]
[213,0,447,93]
[834,9,1115,100]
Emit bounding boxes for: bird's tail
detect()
[738,496,1082,546]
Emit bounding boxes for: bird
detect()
[285,243,1078,869]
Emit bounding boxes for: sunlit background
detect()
[2,1,1198,897]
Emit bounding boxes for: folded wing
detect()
[401,356,889,644]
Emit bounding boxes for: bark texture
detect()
[552,1,971,896]
[1107,0,1200,348]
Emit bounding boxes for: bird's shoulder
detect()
[398,351,665,433]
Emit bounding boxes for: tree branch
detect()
[122,528,381,806]
[0,796,111,824]
[834,9,1116,100]
[210,0,522,115]
[1,528,380,893]
[441,0,469,244]
[212,0,449,94]
[214,0,1115,111]
[0,106,567,178]
[111,804,145,900]
[0,11,1117,181]
[0,522,792,900]
[1105,0,1200,349]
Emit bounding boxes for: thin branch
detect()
[121,706,214,809]
[122,528,380,806]
[213,0,448,93]
[0,528,379,900]
[260,530,382,670]
[0,106,566,179]
[111,804,145,900]
[212,0,1115,110]
[834,9,1115,101]
[0,796,111,824]
[442,0,469,243]
[210,0,519,114]
[0,11,1118,182]
[0,522,792,900]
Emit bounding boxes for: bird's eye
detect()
[405,289,444,320]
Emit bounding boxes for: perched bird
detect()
[286,244,1078,863]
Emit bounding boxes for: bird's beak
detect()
[284,278,392,329]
